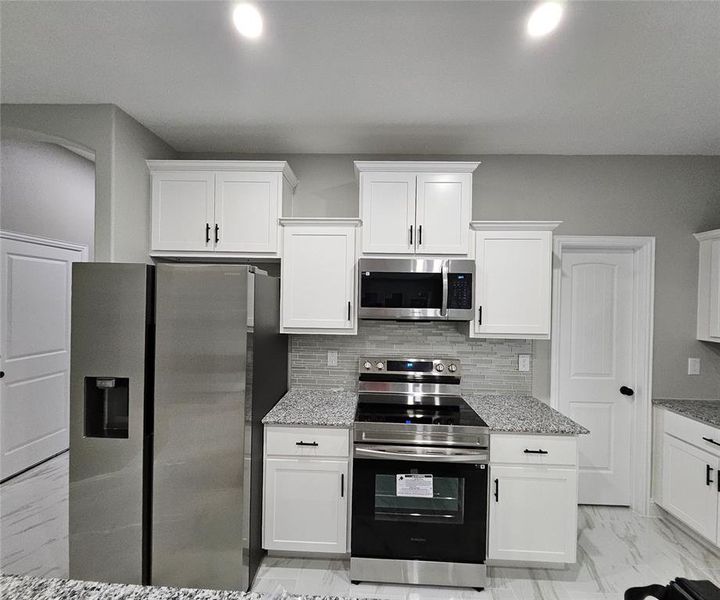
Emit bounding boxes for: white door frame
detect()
[551,236,655,515]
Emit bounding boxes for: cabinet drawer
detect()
[663,409,720,457]
[265,426,349,458]
[491,434,577,466]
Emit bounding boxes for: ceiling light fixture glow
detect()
[527,2,564,38]
[233,3,263,39]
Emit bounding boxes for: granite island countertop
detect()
[465,394,590,435]
[654,398,720,429]
[0,575,379,600]
[262,389,358,427]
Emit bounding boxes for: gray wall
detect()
[183,152,720,400]
[1,139,95,257]
[1,104,177,261]
[291,321,532,395]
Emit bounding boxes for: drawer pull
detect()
[524,449,549,455]
[703,437,720,447]
[707,464,714,486]
[296,441,319,447]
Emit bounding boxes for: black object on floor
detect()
[624,578,720,600]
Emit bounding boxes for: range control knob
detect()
[435,363,445,372]
[363,361,372,370]
[448,363,457,373]
[376,362,384,370]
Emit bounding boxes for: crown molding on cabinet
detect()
[694,229,720,242]
[146,160,298,188]
[470,221,562,231]
[279,217,362,227]
[353,161,481,178]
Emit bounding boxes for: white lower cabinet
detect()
[655,408,720,547]
[661,435,718,538]
[263,425,350,554]
[488,433,579,565]
[488,465,578,564]
[264,458,348,553]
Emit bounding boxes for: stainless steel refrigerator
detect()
[69,263,288,591]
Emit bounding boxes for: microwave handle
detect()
[441,260,449,317]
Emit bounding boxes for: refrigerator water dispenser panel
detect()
[84,377,130,438]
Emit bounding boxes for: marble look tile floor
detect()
[2,453,719,599]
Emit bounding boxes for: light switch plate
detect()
[518,354,531,372]
[327,351,338,367]
[688,357,701,375]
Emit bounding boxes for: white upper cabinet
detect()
[415,173,472,255]
[469,222,560,340]
[148,161,296,257]
[360,172,416,254]
[214,171,280,253]
[280,219,360,335]
[355,161,479,256]
[695,229,720,342]
[151,171,215,252]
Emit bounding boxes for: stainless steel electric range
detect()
[350,357,490,591]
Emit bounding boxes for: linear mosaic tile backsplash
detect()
[290,321,532,394]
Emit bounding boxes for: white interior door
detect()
[558,249,635,505]
[0,234,86,480]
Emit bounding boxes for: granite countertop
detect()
[262,389,358,427]
[654,398,720,429]
[465,394,590,435]
[0,575,377,600]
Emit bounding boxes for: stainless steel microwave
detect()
[358,258,475,321]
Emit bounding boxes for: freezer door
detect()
[152,264,249,590]
[69,263,154,585]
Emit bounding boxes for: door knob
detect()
[620,386,634,396]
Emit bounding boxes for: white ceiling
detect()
[1,1,719,155]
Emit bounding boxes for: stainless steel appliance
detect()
[69,263,287,591]
[358,258,475,321]
[351,357,489,591]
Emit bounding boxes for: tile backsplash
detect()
[290,321,532,394]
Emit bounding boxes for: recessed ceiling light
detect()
[527,2,564,38]
[233,3,263,39]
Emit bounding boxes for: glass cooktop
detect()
[355,394,487,428]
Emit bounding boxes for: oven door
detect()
[359,259,445,320]
[351,444,488,564]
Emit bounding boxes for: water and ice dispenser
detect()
[84,377,130,438]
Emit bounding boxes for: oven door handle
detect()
[354,446,488,463]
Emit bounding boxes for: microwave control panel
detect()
[447,273,473,309]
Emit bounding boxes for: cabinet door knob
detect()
[205,223,210,244]
[418,225,423,245]
[494,478,499,502]
[707,464,714,486]
[409,225,413,246]
[619,386,634,396]
[0,371,4,379]
[214,224,220,244]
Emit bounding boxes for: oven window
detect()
[374,474,465,524]
[360,272,443,309]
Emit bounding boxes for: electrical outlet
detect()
[688,357,701,375]
[518,354,531,372]
[327,351,338,367]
